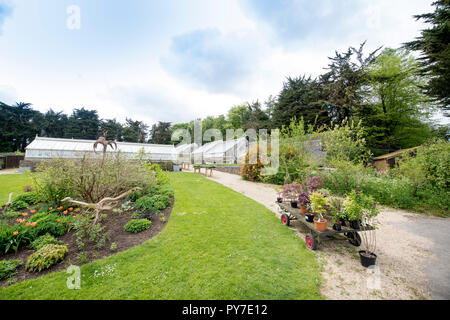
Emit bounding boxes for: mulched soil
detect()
[0,198,173,287]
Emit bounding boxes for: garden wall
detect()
[213,165,242,176]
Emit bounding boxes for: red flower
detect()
[13,231,18,236]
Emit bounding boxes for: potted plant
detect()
[358,202,380,268]
[297,188,310,214]
[310,191,329,231]
[282,183,301,208]
[329,197,344,231]
[275,187,283,203]
[343,190,365,230]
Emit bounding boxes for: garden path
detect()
[189,168,449,300]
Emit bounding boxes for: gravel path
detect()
[190,168,449,300]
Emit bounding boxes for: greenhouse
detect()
[24,136,177,162]
[191,138,248,164]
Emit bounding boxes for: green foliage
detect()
[110,242,117,252]
[13,192,40,206]
[309,192,329,221]
[29,212,71,237]
[322,120,371,165]
[10,200,28,211]
[134,194,170,212]
[25,244,68,272]
[32,153,157,203]
[363,48,433,153]
[343,190,379,222]
[29,234,61,251]
[124,219,151,233]
[271,76,329,129]
[1,211,23,219]
[261,118,319,185]
[0,260,22,280]
[73,213,109,251]
[405,0,450,109]
[127,189,143,202]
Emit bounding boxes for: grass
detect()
[0,172,322,299]
[0,174,32,205]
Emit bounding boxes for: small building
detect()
[373,147,419,172]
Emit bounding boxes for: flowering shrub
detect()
[25,244,68,272]
[282,183,302,202]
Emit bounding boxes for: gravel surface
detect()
[191,168,449,300]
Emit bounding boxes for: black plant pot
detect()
[332,223,342,231]
[340,219,347,227]
[359,251,377,268]
[350,220,361,230]
[290,201,298,208]
[305,214,315,223]
[277,197,283,203]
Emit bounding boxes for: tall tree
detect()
[271,76,330,129]
[65,108,100,140]
[40,109,68,138]
[122,118,148,143]
[100,119,123,141]
[0,102,41,152]
[363,48,434,154]
[149,121,172,144]
[320,42,382,123]
[405,0,450,112]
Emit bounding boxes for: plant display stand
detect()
[277,202,373,250]
[182,163,190,170]
[193,164,215,177]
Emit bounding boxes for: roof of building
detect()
[25,136,175,155]
[373,147,419,161]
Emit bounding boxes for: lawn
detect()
[0,172,322,300]
[0,174,32,205]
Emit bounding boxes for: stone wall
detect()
[213,165,242,176]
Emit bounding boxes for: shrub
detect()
[31,153,158,203]
[25,244,68,272]
[241,144,266,182]
[29,212,70,237]
[2,211,23,219]
[124,219,151,233]
[13,192,40,206]
[134,195,170,212]
[73,214,109,251]
[127,189,143,202]
[29,233,61,251]
[0,260,22,280]
[147,184,174,198]
[10,200,28,211]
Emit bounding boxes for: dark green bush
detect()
[25,244,68,272]
[29,233,61,251]
[0,259,22,280]
[13,192,39,205]
[10,200,28,211]
[134,194,170,212]
[124,219,151,233]
[127,189,143,202]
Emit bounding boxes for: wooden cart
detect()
[277,202,372,250]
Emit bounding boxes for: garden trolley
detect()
[277,202,373,250]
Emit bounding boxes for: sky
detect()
[0,0,441,125]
